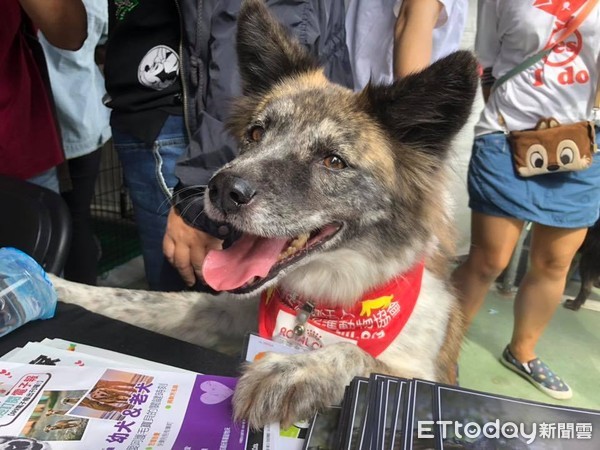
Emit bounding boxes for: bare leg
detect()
[509,224,587,362]
[452,212,524,328]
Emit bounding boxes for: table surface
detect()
[0,302,239,377]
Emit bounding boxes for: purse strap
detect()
[595,73,600,109]
[493,0,600,91]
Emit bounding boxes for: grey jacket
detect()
[172,0,353,239]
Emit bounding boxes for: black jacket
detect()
[172,0,353,240]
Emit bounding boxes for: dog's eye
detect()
[248,125,265,142]
[323,155,347,170]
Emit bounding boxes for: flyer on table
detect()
[0,362,247,449]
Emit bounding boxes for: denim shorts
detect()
[468,131,600,228]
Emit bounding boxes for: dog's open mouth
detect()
[202,224,342,293]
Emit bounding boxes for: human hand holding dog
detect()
[163,208,223,286]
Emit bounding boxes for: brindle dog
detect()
[51,0,478,429]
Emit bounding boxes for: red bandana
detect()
[258,262,425,357]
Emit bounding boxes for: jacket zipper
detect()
[173,0,192,140]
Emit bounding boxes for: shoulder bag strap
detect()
[595,72,600,110]
[593,73,600,126]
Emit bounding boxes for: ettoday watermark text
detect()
[418,420,593,444]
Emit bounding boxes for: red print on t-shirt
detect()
[534,0,587,23]
[532,0,590,87]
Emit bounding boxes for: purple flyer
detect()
[172,374,249,449]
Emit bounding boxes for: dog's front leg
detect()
[232,342,389,429]
[50,275,258,354]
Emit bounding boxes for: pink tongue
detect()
[202,234,289,291]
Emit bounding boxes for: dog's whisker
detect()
[153,185,208,215]
[190,210,205,227]
[178,196,205,219]
[170,191,206,208]
[156,198,175,215]
[173,184,208,195]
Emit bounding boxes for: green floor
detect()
[459,284,600,411]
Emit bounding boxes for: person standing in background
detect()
[452,0,600,400]
[40,0,111,285]
[345,0,467,88]
[103,0,190,291]
[0,0,87,192]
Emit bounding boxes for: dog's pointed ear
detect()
[237,0,319,96]
[359,51,479,157]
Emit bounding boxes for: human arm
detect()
[475,0,500,103]
[393,0,443,78]
[480,67,494,103]
[19,0,87,50]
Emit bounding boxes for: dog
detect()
[51,0,478,429]
[564,218,600,311]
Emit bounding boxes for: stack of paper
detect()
[303,375,600,450]
[0,339,248,449]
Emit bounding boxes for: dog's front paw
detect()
[232,352,344,430]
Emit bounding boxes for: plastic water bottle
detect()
[0,247,57,338]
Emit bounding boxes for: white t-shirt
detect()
[346,0,468,90]
[475,0,600,136]
[39,0,111,158]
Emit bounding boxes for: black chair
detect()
[0,175,72,274]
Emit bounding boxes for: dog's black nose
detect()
[208,173,256,214]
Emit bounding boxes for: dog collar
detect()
[258,261,425,357]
